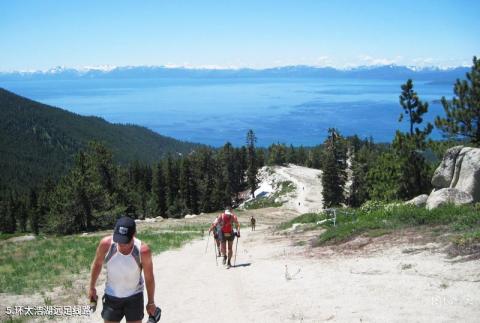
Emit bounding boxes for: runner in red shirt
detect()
[209,206,240,268]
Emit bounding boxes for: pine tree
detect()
[256,148,265,168]
[399,79,433,140]
[197,148,216,213]
[4,192,18,233]
[152,163,166,217]
[297,146,307,166]
[220,143,235,203]
[87,142,117,195]
[287,145,297,164]
[164,154,179,210]
[180,157,199,214]
[246,130,258,198]
[348,138,376,207]
[307,147,322,169]
[394,79,433,199]
[233,148,246,203]
[268,143,287,166]
[394,134,433,199]
[17,196,28,232]
[0,190,17,233]
[0,196,7,233]
[45,143,118,233]
[367,150,401,201]
[36,178,55,233]
[435,56,480,146]
[28,188,40,234]
[213,164,230,209]
[321,129,347,207]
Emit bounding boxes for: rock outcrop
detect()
[431,146,463,189]
[425,188,474,210]
[409,146,480,209]
[405,194,429,207]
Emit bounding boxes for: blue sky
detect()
[1,0,479,71]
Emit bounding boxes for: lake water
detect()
[1,77,455,146]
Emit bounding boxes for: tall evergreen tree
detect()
[394,79,433,199]
[36,178,55,233]
[152,163,167,217]
[17,196,28,232]
[246,130,258,198]
[0,196,8,233]
[399,79,433,139]
[213,164,230,209]
[45,143,119,233]
[233,148,247,202]
[180,157,199,214]
[287,145,297,164]
[164,154,179,210]
[321,129,347,207]
[220,143,235,202]
[256,148,265,168]
[348,137,376,207]
[28,188,40,234]
[196,148,216,213]
[297,146,307,166]
[367,150,401,201]
[306,147,322,169]
[435,56,480,146]
[5,192,18,233]
[267,143,287,166]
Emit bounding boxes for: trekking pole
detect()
[213,237,218,266]
[234,234,239,267]
[205,231,210,254]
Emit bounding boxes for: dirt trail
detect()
[275,164,323,214]
[80,216,480,323]
[50,165,480,322]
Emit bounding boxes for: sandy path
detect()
[78,224,480,323]
[276,165,323,214]
[36,165,480,322]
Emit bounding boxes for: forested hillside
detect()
[0,88,201,191]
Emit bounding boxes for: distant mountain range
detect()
[0,88,202,191]
[0,65,469,83]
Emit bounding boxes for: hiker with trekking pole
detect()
[209,206,240,269]
[205,223,220,266]
[211,218,222,257]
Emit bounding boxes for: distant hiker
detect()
[250,215,256,231]
[209,207,240,268]
[89,216,157,322]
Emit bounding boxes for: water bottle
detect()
[147,307,162,323]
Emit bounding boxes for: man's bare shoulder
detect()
[98,236,112,250]
[140,242,151,256]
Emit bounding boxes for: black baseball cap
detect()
[113,216,136,244]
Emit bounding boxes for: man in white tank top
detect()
[88,216,157,322]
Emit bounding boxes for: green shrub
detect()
[280,203,480,246]
[0,227,201,294]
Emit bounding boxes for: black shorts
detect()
[222,233,235,242]
[101,292,144,322]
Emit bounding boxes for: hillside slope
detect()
[0,88,201,190]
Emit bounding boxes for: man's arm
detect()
[141,243,156,316]
[88,236,111,301]
[234,215,240,237]
[208,216,220,233]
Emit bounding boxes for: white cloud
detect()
[357,55,401,66]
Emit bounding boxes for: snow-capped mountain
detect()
[0,64,469,81]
